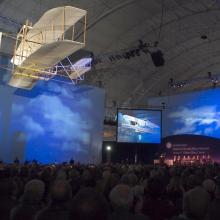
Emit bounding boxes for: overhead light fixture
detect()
[97,80,103,87]
[106,146,112,151]
[161,102,166,109]
[135,49,141,56]
[213,81,217,88]
[208,72,212,78]
[201,35,208,40]
[154,41,159,47]
[150,50,165,67]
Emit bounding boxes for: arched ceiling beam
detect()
[122,36,220,106]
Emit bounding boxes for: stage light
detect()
[123,52,131,59]
[150,50,165,67]
[135,49,140,56]
[106,146,112,151]
[129,50,135,57]
[161,102,166,109]
[97,80,102,87]
[109,56,116,62]
[154,41,159,47]
[201,35,208,40]
[115,55,123,60]
[138,39,147,49]
[112,100,117,107]
[169,78,174,87]
[212,78,218,88]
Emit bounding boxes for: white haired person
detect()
[69,187,110,220]
[10,179,45,220]
[208,176,220,220]
[172,186,211,220]
[35,180,72,220]
[109,184,149,220]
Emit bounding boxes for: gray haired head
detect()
[109,184,134,211]
[23,179,45,203]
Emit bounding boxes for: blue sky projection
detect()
[148,88,220,138]
[0,74,105,163]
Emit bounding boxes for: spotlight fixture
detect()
[213,81,217,88]
[97,80,103,87]
[112,100,117,107]
[154,41,159,47]
[150,50,165,67]
[169,78,174,86]
[106,146,112,151]
[161,102,166,109]
[201,35,208,40]
[135,49,141,56]
[138,39,147,49]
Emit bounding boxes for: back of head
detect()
[109,184,134,211]
[23,179,45,203]
[82,170,95,187]
[50,180,72,204]
[102,170,111,180]
[69,169,80,180]
[215,176,220,199]
[128,173,138,187]
[120,174,130,185]
[69,187,109,220]
[167,176,181,192]
[202,179,216,194]
[183,186,211,220]
[120,173,138,187]
[56,169,67,180]
[186,174,202,191]
[0,178,15,197]
[147,177,164,199]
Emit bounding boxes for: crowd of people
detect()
[0,160,220,220]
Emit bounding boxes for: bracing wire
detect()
[157,0,165,44]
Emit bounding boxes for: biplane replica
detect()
[7,6,89,90]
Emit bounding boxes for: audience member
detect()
[69,187,110,220]
[208,180,220,220]
[10,179,45,220]
[0,161,219,220]
[0,173,16,220]
[35,180,71,220]
[109,184,148,220]
[142,177,175,220]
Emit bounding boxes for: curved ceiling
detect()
[1,0,220,112]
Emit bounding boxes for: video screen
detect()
[117,109,161,143]
[148,87,220,139]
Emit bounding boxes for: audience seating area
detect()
[0,161,220,220]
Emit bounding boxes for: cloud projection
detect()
[168,106,220,136]
[0,78,105,164]
[148,88,220,139]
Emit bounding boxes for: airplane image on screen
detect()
[121,114,159,134]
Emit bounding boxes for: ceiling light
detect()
[201,35,208,39]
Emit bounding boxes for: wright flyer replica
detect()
[8,6,87,89]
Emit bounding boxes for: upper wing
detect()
[12,6,86,66]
